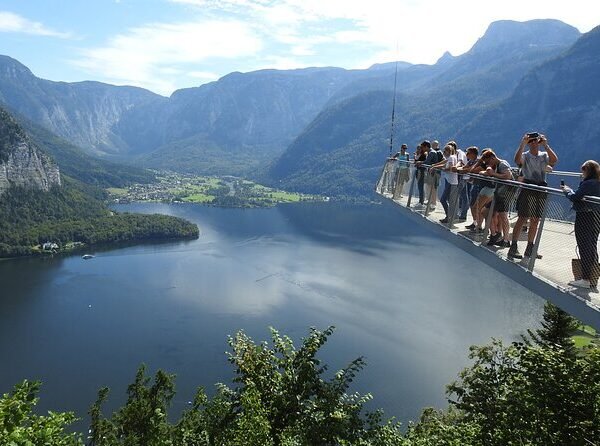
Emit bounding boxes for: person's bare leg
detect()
[511,215,527,242]
[528,217,540,243]
[500,212,510,241]
[476,196,491,229]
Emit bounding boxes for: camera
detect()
[527,132,539,139]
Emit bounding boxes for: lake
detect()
[0,201,543,428]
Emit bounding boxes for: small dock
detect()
[377,162,600,330]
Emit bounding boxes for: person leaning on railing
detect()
[508,132,558,260]
[457,146,479,228]
[467,149,495,234]
[414,141,430,208]
[424,140,443,209]
[561,160,600,289]
[479,150,514,248]
[431,144,458,223]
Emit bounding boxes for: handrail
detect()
[384,158,593,198]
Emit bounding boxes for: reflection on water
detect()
[0,202,543,427]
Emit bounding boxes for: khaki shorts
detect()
[478,186,495,198]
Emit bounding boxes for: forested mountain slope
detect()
[266,20,583,196]
[0,106,197,257]
[457,25,600,170]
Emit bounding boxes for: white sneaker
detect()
[569,279,591,289]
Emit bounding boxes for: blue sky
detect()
[0,0,597,96]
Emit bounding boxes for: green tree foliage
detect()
[0,179,198,257]
[4,324,600,445]
[88,366,176,446]
[525,302,579,354]
[88,327,405,446]
[404,408,481,446]
[0,380,82,445]
[446,340,600,445]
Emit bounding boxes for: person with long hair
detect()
[562,160,600,289]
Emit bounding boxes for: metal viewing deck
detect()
[376,160,600,330]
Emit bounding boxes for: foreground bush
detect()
[3,320,600,445]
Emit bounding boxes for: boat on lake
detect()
[82,254,95,260]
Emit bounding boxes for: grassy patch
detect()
[182,194,214,203]
[106,187,128,196]
[573,335,595,348]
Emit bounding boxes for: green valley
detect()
[108,171,321,208]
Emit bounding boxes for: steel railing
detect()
[376,158,600,302]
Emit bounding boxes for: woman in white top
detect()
[432,144,458,223]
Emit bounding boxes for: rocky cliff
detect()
[0,55,161,156]
[0,107,61,195]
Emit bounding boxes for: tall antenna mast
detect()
[388,57,399,156]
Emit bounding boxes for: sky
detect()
[0,0,597,96]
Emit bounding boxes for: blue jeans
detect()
[440,179,457,218]
[417,170,425,204]
[459,182,473,218]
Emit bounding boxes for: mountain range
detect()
[1,18,598,197]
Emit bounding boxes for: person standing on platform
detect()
[508,132,558,259]
[432,144,458,223]
[562,160,600,289]
[422,140,443,209]
[414,140,430,208]
[393,144,411,199]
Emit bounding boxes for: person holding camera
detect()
[507,132,558,259]
[562,160,600,289]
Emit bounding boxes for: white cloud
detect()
[0,11,71,38]
[71,0,596,94]
[72,19,262,95]
[168,0,597,67]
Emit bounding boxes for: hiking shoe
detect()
[508,246,523,259]
[495,240,511,248]
[569,279,591,289]
[487,233,501,246]
[524,244,543,259]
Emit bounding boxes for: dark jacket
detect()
[565,179,600,212]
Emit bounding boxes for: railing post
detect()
[527,191,549,272]
[424,168,436,217]
[406,166,417,208]
[447,176,463,227]
[375,160,388,194]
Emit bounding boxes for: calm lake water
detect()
[0,201,544,428]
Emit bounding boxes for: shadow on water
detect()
[276,201,434,256]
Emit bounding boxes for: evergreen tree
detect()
[525,302,578,354]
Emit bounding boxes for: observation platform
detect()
[376,161,600,330]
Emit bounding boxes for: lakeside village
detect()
[106,171,326,208]
[32,172,325,256]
